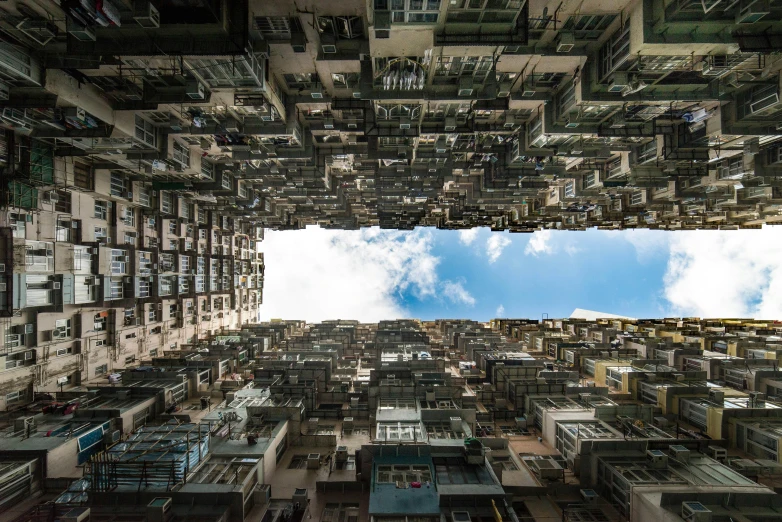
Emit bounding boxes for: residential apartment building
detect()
[2,0,782,236]
[2,316,782,520]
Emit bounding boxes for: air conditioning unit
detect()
[556,31,575,52]
[67,18,96,41]
[609,72,630,93]
[458,77,474,96]
[17,19,58,45]
[0,263,5,272]
[452,512,472,522]
[0,82,8,102]
[311,85,324,99]
[323,118,335,129]
[498,82,512,97]
[186,81,206,100]
[737,0,770,23]
[321,33,337,54]
[291,32,307,53]
[682,501,712,522]
[504,116,516,129]
[399,118,411,130]
[750,89,780,115]
[444,116,457,131]
[134,2,160,28]
[580,489,599,503]
[565,116,580,128]
[52,282,61,290]
[47,191,59,203]
[374,11,391,38]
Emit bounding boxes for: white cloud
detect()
[496,304,505,317]
[441,280,476,306]
[564,244,581,256]
[458,228,480,246]
[622,229,670,263]
[486,234,512,263]
[662,227,782,318]
[524,230,553,257]
[259,227,440,322]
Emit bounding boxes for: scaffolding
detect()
[86,420,208,492]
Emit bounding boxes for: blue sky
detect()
[259,226,782,322]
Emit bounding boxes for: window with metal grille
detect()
[134,115,156,147]
[375,0,441,23]
[446,0,522,24]
[172,140,190,167]
[161,192,172,214]
[95,364,108,377]
[254,16,302,39]
[139,187,150,207]
[94,200,108,219]
[110,172,125,197]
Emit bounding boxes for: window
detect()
[94,200,108,219]
[149,348,158,357]
[254,16,302,40]
[283,73,319,90]
[139,187,151,207]
[94,227,108,241]
[134,115,157,147]
[123,207,135,227]
[375,0,441,23]
[6,389,26,404]
[54,318,72,339]
[181,256,190,273]
[317,16,363,39]
[446,0,522,24]
[95,364,108,376]
[148,308,156,323]
[161,192,173,214]
[94,315,107,332]
[376,464,431,483]
[74,161,93,190]
[562,14,617,40]
[109,279,124,299]
[332,72,360,89]
[125,355,136,364]
[173,140,190,168]
[111,249,128,274]
[110,172,125,197]
[276,433,289,464]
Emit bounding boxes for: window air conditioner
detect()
[134,1,160,28]
[444,117,457,131]
[67,17,96,41]
[186,81,205,100]
[609,72,629,93]
[399,118,411,130]
[374,11,391,38]
[452,513,472,522]
[458,77,474,96]
[323,118,335,129]
[736,0,770,23]
[321,33,337,54]
[556,31,575,52]
[291,32,307,53]
[52,282,61,290]
[0,283,6,292]
[498,81,512,97]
